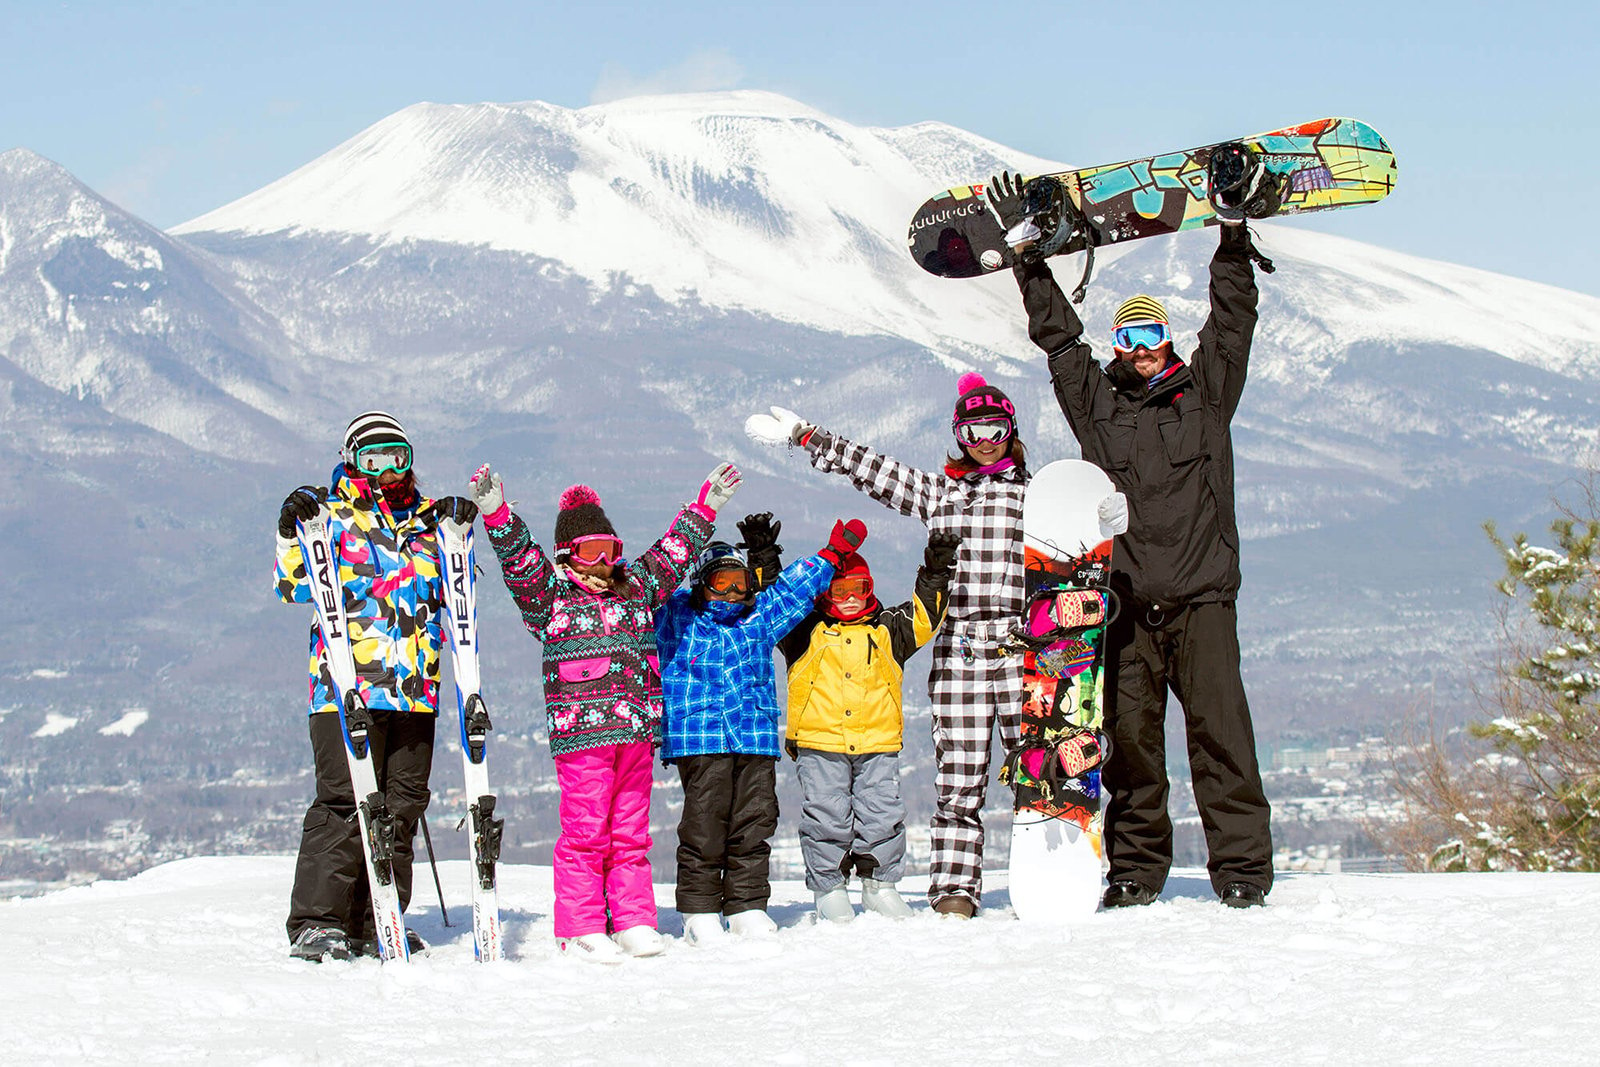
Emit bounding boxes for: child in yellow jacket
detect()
[770,526,960,921]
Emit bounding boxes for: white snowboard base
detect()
[1008,813,1104,923]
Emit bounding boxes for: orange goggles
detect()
[704,568,751,595]
[827,575,873,599]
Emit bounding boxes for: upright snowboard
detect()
[1002,460,1118,922]
[909,117,1396,279]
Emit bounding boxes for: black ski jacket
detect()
[1014,224,1259,608]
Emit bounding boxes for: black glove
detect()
[818,519,868,568]
[784,738,799,761]
[436,495,480,526]
[737,512,782,553]
[923,531,961,573]
[278,486,325,538]
[986,171,1028,231]
[738,512,784,591]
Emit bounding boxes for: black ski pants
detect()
[286,709,435,943]
[673,753,779,916]
[1102,600,1273,896]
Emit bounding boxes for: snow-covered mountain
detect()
[6,90,1600,880]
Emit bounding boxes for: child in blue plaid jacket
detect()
[656,518,867,945]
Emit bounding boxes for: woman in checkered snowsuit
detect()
[747,373,1029,915]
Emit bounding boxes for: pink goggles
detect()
[565,534,624,566]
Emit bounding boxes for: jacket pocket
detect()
[1157,405,1204,465]
[557,655,612,684]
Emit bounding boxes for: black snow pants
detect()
[1102,599,1273,896]
[673,753,780,916]
[285,709,435,942]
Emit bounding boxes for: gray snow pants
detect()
[794,748,907,891]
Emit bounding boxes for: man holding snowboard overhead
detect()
[992,172,1274,909]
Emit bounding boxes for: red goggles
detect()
[827,576,874,600]
[704,568,751,596]
[568,535,623,566]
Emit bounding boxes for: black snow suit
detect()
[1013,223,1274,896]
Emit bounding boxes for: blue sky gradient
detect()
[3,0,1594,294]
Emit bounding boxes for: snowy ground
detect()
[4,858,1598,1066]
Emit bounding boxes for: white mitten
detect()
[744,406,812,448]
[1097,492,1129,538]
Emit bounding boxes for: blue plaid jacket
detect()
[656,554,833,761]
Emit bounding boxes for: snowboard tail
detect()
[909,117,1396,279]
[1003,461,1120,921]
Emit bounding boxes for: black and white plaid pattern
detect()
[806,432,1027,623]
[807,431,1029,906]
[926,623,1023,906]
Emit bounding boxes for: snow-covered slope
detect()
[4,857,1597,1065]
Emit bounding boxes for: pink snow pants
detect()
[553,740,657,938]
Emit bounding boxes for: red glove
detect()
[818,519,868,568]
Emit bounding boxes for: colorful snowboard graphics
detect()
[1002,460,1118,922]
[909,117,1396,279]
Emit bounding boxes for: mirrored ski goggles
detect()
[704,567,752,596]
[568,535,624,566]
[827,575,874,600]
[353,443,413,476]
[954,419,1014,446]
[1112,321,1171,353]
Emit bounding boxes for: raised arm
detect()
[1013,257,1116,448]
[745,406,947,524]
[1191,222,1261,422]
[885,531,960,664]
[472,464,561,637]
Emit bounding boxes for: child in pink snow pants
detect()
[471,461,741,961]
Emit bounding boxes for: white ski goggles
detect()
[954,419,1014,446]
[353,443,413,476]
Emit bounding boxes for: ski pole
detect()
[420,815,451,927]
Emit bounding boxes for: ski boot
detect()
[860,879,914,920]
[289,926,354,962]
[726,909,779,939]
[613,925,668,957]
[1220,882,1266,909]
[558,932,626,964]
[813,885,856,924]
[681,912,727,947]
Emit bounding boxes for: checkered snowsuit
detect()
[806,431,1028,908]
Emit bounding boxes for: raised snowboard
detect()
[909,117,1396,280]
[1002,460,1118,922]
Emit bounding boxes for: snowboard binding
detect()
[1015,175,1101,303]
[1207,142,1286,222]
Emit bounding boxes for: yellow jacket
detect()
[778,571,948,755]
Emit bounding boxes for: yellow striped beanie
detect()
[1113,294,1169,327]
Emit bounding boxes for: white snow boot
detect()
[814,885,856,924]
[558,932,626,965]
[682,912,727,947]
[726,909,779,938]
[861,878,915,919]
[613,925,667,957]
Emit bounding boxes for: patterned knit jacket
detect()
[274,465,444,717]
[656,555,834,762]
[806,431,1029,628]
[485,505,713,757]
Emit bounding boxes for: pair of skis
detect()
[294,509,503,962]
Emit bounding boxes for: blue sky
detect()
[3,0,1595,295]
